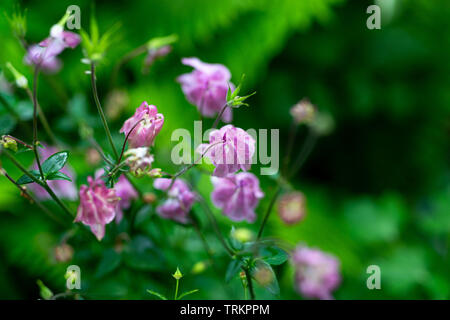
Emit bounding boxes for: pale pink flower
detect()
[24,24,80,73]
[292,245,341,300]
[197,125,255,177]
[210,172,264,223]
[114,175,138,222]
[75,175,119,241]
[120,101,164,148]
[177,57,234,122]
[28,146,77,201]
[153,178,196,224]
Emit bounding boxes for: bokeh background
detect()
[0,0,449,299]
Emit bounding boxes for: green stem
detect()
[90,63,119,160]
[244,267,255,300]
[288,129,317,179]
[174,278,179,300]
[256,185,282,240]
[212,103,228,129]
[31,67,45,180]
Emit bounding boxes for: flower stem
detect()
[90,63,119,161]
[288,129,317,179]
[212,103,228,129]
[174,278,179,300]
[2,149,74,220]
[256,185,282,240]
[31,67,45,180]
[243,267,255,300]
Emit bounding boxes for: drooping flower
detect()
[177,57,234,122]
[144,45,172,71]
[28,146,77,201]
[24,24,80,73]
[290,98,316,124]
[120,101,164,148]
[210,172,264,223]
[124,147,154,176]
[75,175,120,241]
[292,245,341,300]
[278,191,306,225]
[153,178,196,224]
[114,174,139,222]
[197,125,255,177]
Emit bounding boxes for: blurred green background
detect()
[0,0,449,299]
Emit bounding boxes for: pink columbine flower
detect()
[177,57,234,122]
[197,125,255,177]
[292,245,341,300]
[278,191,306,225]
[120,101,164,148]
[114,174,139,223]
[28,146,77,201]
[75,175,120,241]
[153,178,196,224]
[210,172,264,223]
[124,147,155,176]
[24,24,80,73]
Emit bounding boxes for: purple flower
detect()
[75,175,120,241]
[144,45,172,70]
[120,101,164,148]
[153,178,196,224]
[210,172,264,223]
[114,174,139,223]
[177,57,234,122]
[197,125,255,177]
[28,146,77,201]
[24,24,80,73]
[292,245,341,300]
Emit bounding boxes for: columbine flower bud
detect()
[210,172,264,223]
[124,147,154,177]
[54,243,74,263]
[290,98,316,124]
[86,147,101,165]
[148,168,162,178]
[37,280,53,300]
[292,245,341,300]
[197,125,256,177]
[172,267,183,280]
[142,192,157,204]
[177,57,234,122]
[1,135,18,152]
[5,62,28,89]
[191,261,207,274]
[253,263,274,287]
[120,102,164,148]
[232,228,253,243]
[278,191,306,225]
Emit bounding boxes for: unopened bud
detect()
[278,191,306,225]
[1,136,18,152]
[54,243,74,263]
[172,267,183,280]
[310,111,334,136]
[37,279,53,300]
[85,148,101,165]
[191,261,207,274]
[253,264,274,287]
[232,228,253,243]
[142,192,156,204]
[6,62,28,89]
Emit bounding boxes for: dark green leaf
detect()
[225,259,243,283]
[16,170,42,185]
[46,171,72,182]
[261,246,289,265]
[41,151,69,175]
[147,289,167,300]
[95,248,122,278]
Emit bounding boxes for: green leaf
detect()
[225,259,243,283]
[16,170,42,185]
[177,289,199,300]
[261,246,289,265]
[147,289,167,300]
[41,151,69,175]
[46,171,72,182]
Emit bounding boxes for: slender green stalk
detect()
[244,267,255,300]
[212,103,228,129]
[31,67,45,180]
[256,185,282,240]
[1,168,67,226]
[2,149,74,220]
[174,278,179,300]
[90,63,119,160]
[288,129,317,179]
